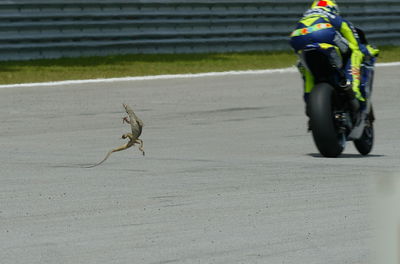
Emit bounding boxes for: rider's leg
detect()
[298,62,314,130]
[348,49,366,104]
[298,62,314,107]
[343,57,363,121]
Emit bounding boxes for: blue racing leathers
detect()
[289,8,378,103]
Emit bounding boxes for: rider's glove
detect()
[366,45,380,57]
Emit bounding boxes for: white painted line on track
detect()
[375,62,400,67]
[0,67,297,89]
[0,62,399,89]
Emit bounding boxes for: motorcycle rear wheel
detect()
[309,83,345,157]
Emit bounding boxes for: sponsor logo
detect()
[350,67,361,80]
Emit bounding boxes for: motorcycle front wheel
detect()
[354,107,374,155]
[309,83,345,157]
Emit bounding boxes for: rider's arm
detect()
[339,19,374,56]
[340,20,361,51]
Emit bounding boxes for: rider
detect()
[289,0,379,120]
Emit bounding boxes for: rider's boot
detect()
[339,80,361,123]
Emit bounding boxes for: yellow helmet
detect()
[311,0,339,15]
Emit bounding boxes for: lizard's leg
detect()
[136,139,145,156]
[122,117,131,124]
[122,133,134,140]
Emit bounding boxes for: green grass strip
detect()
[0,46,399,85]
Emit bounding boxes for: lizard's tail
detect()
[85,142,132,168]
[85,150,114,168]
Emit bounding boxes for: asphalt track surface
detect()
[1,65,399,264]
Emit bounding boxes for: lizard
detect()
[87,103,144,168]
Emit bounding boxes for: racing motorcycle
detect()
[300,30,377,157]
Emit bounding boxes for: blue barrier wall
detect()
[1,0,399,60]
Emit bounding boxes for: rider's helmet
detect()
[311,0,340,15]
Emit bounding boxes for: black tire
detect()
[309,83,345,157]
[354,113,374,155]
